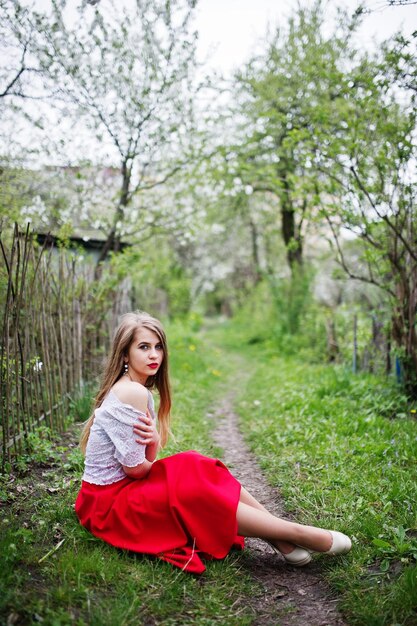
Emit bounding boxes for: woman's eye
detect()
[156,344,163,350]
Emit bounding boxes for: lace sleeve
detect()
[103,403,147,468]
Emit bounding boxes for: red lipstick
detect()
[148,363,158,370]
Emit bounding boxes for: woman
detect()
[75,311,351,574]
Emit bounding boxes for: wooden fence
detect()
[0,223,132,470]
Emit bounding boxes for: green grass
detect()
[3,315,416,625]
[0,318,255,626]
[221,322,417,626]
[163,317,231,456]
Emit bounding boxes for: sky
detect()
[29,0,417,76]
[193,0,417,75]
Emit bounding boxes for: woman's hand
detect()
[133,410,160,447]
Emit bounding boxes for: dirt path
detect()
[211,387,347,626]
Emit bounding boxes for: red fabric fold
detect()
[75,450,244,573]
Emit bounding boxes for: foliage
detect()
[1,0,416,394]
[193,2,417,394]
[315,32,417,392]
[0,164,41,222]
[68,382,95,423]
[200,2,417,393]
[0,0,200,261]
[207,1,362,271]
[224,276,328,364]
[107,242,192,319]
[233,331,417,625]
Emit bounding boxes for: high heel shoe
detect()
[265,540,312,566]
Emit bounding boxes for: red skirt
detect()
[75,450,244,574]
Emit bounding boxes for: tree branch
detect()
[133,164,182,193]
[350,165,417,262]
[0,66,26,97]
[324,214,396,298]
[0,39,43,98]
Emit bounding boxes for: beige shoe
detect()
[322,530,352,555]
[265,540,312,566]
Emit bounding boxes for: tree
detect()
[1,0,199,268]
[383,32,417,94]
[317,38,417,393]
[0,0,44,100]
[218,1,362,273]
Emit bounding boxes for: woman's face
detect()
[125,327,164,384]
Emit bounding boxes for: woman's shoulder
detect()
[110,380,149,413]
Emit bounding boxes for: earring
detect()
[124,363,128,374]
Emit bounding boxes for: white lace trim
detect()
[82,390,156,485]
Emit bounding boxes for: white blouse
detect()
[82,389,156,485]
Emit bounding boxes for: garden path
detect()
[211,381,348,626]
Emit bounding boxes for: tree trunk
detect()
[391,274,417,397]
[282,205,303,268]
[280,171,303,271]
[325,314,339,362]
[95,159,131,277]
[248,219,262,284]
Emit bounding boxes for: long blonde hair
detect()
[80,311,171,453]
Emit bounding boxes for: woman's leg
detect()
[236,501,333,552]
[239,486,268,512]
[239,486,298,554]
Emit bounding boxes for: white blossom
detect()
[33,359,43,372]
[211,223,225,235]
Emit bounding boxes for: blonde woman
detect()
[75,311,351,574]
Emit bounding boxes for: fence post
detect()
[1,223,130,467]
[395,357,402,383]
[352,313,358,373]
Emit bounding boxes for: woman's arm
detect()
[133,410,160,462]
[113,382,157,478]
[122,458,153,479]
